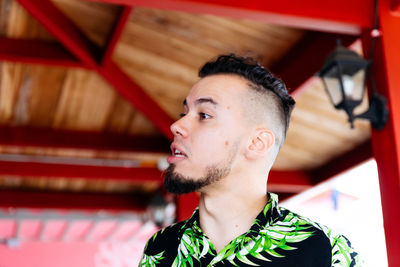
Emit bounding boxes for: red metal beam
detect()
[310,140,373,184]
[101,5,133,66]
[0,38,85,68]
[361,0,400,264]
[268,170,312,192]
[16,0,100,67]
[0,160,163,182]
[270,32,358,96]
[0,126,169,152]
[0,156,310,193]
[84,0,373,34]
[16,0,174,139]
[0,189,150,211]
[98,62,174,139]
[390,0,400,11]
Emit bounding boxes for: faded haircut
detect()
[198,54,295,149]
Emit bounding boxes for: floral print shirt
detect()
[140,193,362,266]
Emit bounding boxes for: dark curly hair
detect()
[199,54,295,145]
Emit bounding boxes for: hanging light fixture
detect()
[319,0,389,130]
[318,41,388,130]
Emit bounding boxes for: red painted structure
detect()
[1,0,399,265]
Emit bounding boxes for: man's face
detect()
[164,74,250,193]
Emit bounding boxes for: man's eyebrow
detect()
[183,97,218,107]
[195,98,218,106]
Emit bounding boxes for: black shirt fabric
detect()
[140,193,361,266]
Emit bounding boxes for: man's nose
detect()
[170,117,188,138]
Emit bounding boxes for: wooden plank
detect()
[7,0,53,40]
[0,62,23,124]
[52,0,121,47]
[53,68,116,131]
[102,5,133,66]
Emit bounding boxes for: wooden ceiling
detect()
[0,0,371,201]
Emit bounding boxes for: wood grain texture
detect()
[52,0,120,47]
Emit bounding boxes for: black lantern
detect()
[318,42,388,129]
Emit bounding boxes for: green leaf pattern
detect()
[140,193,362,266]
[139,251,164,267]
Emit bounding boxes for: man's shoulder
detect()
[276,205,362,266]
[143,220,187,253]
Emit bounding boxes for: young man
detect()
[140,54,361,266]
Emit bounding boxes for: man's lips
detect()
[167,143,188,164]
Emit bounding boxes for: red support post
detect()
[361,0,400,265]
[84,0,373,34]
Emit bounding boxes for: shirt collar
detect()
[181,192,281,235]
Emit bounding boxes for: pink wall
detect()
[0,240,148,267]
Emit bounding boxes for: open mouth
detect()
[167,144,188,164]
[173,148,186,158]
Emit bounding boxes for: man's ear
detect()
[246,128,275,160]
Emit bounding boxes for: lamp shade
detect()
[319,45,369,120]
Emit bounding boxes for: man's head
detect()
[164,54,295,194]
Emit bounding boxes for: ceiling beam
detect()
[84,0,374,34]
[270,32,359,97]
[16,0,174,139]
[310,140,373,184]
[268,170,313,193]
[98,62,174,139]
[0,126,169,152]
[0,38,85,68]
[0,189,150,211]
[0,153,309,194]
[390,0,400,11]
[0,160,163,182]
[16,0,100,67]
[101,5,133,66]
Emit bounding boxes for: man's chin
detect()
[163,165,203,194]
[163,162,229,194]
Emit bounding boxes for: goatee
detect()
[163,164,230,194]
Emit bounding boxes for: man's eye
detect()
[179,113,186,118]
[199,113,211,120]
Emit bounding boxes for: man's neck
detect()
[198,179,268,253]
